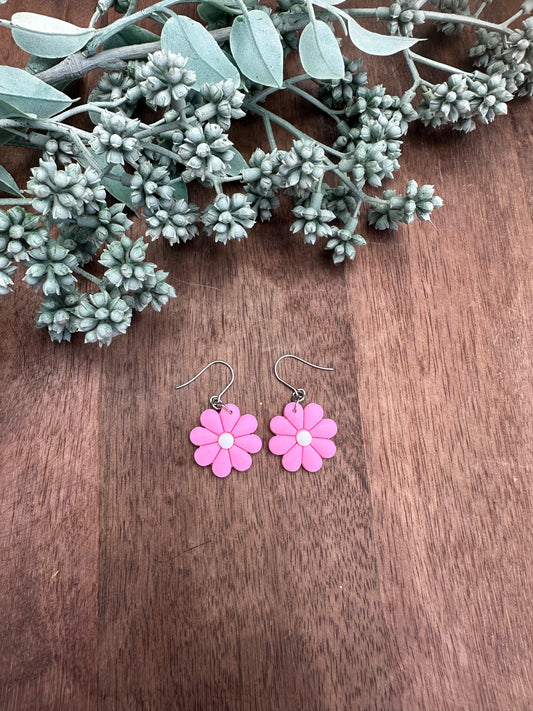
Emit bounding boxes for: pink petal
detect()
[235,433,262,454]
[190,426,218,446]
[200,408,223,435]
[269,415,296,436]
[310,418,337,438]
[303,402,324,430]
[311,438,336,459]
[231,413,258,437]
[211,447,232,478]
[269,434,297,456]
[281,443,303,472]
[229,445,252,472]
[194,442,220,467]
[302,446,323,473]
[219,403,240,432]
[283,402,304,431]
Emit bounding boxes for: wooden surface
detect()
[1,2,532,709]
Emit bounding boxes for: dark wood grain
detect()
[1,1,532,710]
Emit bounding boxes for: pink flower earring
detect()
[268,355,338,473]
[176,360,262,478]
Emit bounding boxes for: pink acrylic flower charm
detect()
[190,404,262,478]
[269,402,337,472]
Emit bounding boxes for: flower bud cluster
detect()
[36,291,82,343]
[77,287,132,347]
[470,19,533,97]
[27,160,106,220]
[338,140,398,189]
[23,240,78,296]
[325,229,367,265]
[274,140,326,198]
[202,193,256,244]
[90,110,141,166]
[324,186,358,224]
[176,123,234,183]
[195,80,246,130]
[58,204,132,266]
[368,181,443,230]
[0,207,47,262]
[345,85,417,133]
[243,148,281,221]
[429,0,471,35]
[0,254,17,296]
[134,51,196,111]
[387,0,426,37]
[145,199,199,244]
[89,66,139,108]
[318,57,368,109]
[99,236,157,292]
[418,72,514,131]
[290,194,336,245]
[130,157,174,211]
[123,270,176,313]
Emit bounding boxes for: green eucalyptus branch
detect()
[0,0,530,344]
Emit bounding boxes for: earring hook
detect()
[176,360,234,412]
[273,354,333,404]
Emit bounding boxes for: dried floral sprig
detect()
[0,0,530,344]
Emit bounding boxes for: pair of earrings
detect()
[176,355,338,478]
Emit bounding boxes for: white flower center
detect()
[296,429,312,447]
[218,432,234,449]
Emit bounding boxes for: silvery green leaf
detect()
[309,0,350,32]
[225,147,248,176]
[298,21,344,80]
[103,24,159,50]
[0,98,34,120]
[346,15,419,55]
[80,150,136,211]
[25,55,61,76]
[197,1,231,25]
[172,179,188,202]
[0,66,72,118]
[311,0,347,34]
[0,165,22,196]
[161,16,240,89]
[102,167,136,211]
[0,129,13,145]
[10,12,95,58]
[229,10,284,88]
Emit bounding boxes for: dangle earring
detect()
[176,360,262,478]
[268,355,337,473]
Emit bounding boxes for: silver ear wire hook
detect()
[273,354,333,406]
[176,360,234,412]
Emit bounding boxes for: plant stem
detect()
[73,265,103,287]
[403,48,423,91]
[324,158,386,208]
[52,97,128,123]
[408,49,474,78]
[251,105,346,159]
[250,74,310,106]
[287,85,341,123]
[32,3,518,88]
[473,2,488,19]
[126,1,140,16]
[399,9,514,34]
[501,9,524,27]
[0,198,33,206]
[85,0,190,53]
[262,114,278,152]
[144,142,180,162]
